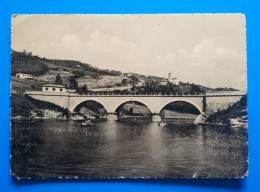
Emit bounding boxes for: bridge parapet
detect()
[25,91,70,109]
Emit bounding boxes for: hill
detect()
[11,51,49,76]
[11,50,239,95]
[11,50,123,77]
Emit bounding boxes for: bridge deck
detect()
[25,91,246,97]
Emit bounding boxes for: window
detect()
[60,88,63,91]
[45,87,48,90]
[53,88,55,91]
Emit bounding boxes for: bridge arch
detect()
[72,99,108,113]
[158,98,203,114]
[113,98,154,114]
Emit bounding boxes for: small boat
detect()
[81,120,95,127]
[230,124,245,128]
[228,117,247,128]
[158,121,167,127]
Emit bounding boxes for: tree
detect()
[129,75,138,85]
[62,108,71,119]
[190,84,202,94]
[22,49,28,56]
[129,107,134,115]
[81,84,88,94]
[72,70,85,78]
[68,76,78,89]
[55,74,62,85]
[77,84,88,95]
[121,78,132,85]
[22,49,28,62]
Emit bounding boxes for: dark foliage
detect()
[55,74,62,85]
[74,101,107,115]
[10,94,68,117]
[72,70,85,78]
[68,76,78,89]
[206,95,247,123]
[77,84,88,95]
[11,50,123,77]
[11,50,49,76]
[163,101,201,115]
[10,94,35,117]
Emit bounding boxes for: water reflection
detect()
[10,120,248,178]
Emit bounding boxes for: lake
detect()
[10,119,248,178]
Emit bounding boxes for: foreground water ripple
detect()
[10,120,248,178]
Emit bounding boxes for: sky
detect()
[11,14,247,91]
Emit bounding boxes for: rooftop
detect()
[42,84,66,88]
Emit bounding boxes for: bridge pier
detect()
[151,113,162,122]
[107,113,118,121]
[193,113,206,125]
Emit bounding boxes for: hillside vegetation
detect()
[206,95,247,124]
[11,76,48,93]
[11,51,49,76]
[11,94,66,118]
[11,50,123,77]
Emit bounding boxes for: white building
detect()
[42,84,66,92]
[167,73,179,85]
[168,77,179,85]
[16,73,33,79]
[159,80,168,85]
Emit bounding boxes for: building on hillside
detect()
[42,84,66,92]
[125,73,137,78]
[168,77,179,85]
[159,80,168,86]
[16,73,34,80]
[118,72,125,77]
[167,73,179,85]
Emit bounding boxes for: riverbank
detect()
[206,95,247,125]
[11,93,69,120]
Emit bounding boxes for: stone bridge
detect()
[25,91,245,122]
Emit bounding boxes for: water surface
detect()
[10,120,248,178]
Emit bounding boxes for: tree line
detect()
[65,74,204,95]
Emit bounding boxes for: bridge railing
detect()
[75,92,206,96]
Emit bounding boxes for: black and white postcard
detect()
[10,14,248,179]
